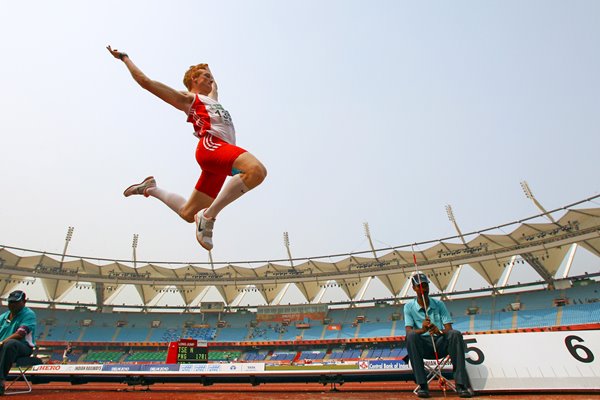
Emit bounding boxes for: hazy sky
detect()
[1,0,599,272]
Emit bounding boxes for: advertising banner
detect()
[32,364,104,373]
[102,364,142,372]
[360,360,412,370]
[241,363,265,372]
[179,363,222,373]
[140,364,181,372]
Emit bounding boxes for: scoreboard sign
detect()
[166,339,208,364]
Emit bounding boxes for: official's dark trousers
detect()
[0,339,33,381]
[406,329,470,387]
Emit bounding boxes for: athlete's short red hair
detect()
[183,63,209,91]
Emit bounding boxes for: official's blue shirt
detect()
[404,298,452,336]
[0,306,37,347]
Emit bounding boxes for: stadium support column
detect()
[95,282,105,311]
[446,264,463,293]
[273,285,289,305]
[399,278,412,299]
[195,287,211,304]
[497,256,517,294]
[562,244,578,278]
[230,284,248,307]
[521,253,554,284]
[356,278,370,302]
[314,283,327,304]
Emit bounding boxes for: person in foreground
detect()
[107,45,267,251]
[0,291,37,395]
[404,273,473,398]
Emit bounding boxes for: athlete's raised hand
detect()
[106,45,128,61]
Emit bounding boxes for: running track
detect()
[9,381,599,400]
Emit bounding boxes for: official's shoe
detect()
[123,176,156,197]
[195,209,215,251]
[415,384,430,398]
[457,385,473,398]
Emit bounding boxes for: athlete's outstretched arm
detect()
[107,45,194,113]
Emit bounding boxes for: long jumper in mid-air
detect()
[107,45,267,251]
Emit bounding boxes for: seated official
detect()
[404,273,473,398]
[0,290,37,395]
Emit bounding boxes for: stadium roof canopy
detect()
[1,201,599,307]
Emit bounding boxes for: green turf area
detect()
[266,364,359,371]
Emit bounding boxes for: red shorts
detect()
[195,134,247,198]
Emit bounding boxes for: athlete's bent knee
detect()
[255,163,267,184]
[179,207,196,223]
[244,163,267,188]
[181,213,195,223]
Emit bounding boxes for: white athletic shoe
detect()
[195,209,215,251]
[123,176,156,198]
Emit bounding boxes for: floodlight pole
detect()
[208,250,215,272]
[445,206,467,294]
[445,205,467,246]
[59,226,74,270]
[131,233,150,305]
[273,232,294,305]
[53,226,74,302]
[520,181,556,223]
[356,223,378,302]
[283,232,294,268]
[363,222,378,260]
[132,234,139,270]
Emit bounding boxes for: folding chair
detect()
[412,355,456,395]
[5,356,43,395]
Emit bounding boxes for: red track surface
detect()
[9,381,599,400]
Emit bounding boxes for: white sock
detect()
[146,187,186,215]
[205,175,250,219]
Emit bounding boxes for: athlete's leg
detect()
[145,186,187,217]
[232,152,268,190]
[178,189,214,223]
[191,171,227,250]
[124,177,193,221]
[204,152,267,219]
[144,186,213,223]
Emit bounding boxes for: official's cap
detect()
[410,273,429,286]
[7,290,26,302]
